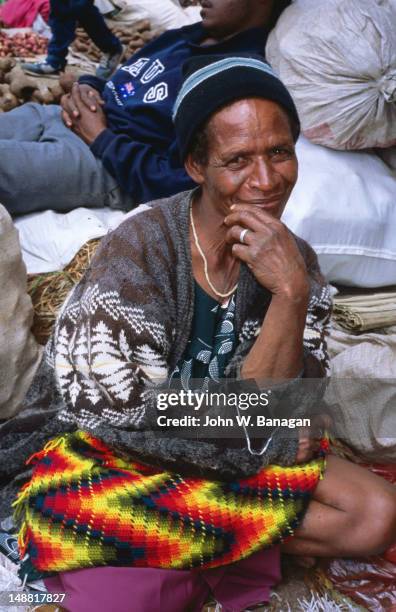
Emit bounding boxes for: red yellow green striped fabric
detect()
[14,431,327,574]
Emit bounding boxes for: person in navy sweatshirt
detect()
[0,0,291,215]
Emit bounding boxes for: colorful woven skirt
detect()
[14,431,327,574]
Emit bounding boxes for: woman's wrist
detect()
[271,280,310,306]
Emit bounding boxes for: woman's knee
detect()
[358,484,396,555]
[315,457,396,556]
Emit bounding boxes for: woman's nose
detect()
[249,158,279,191]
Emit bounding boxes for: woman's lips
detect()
[248,200,282,209]
[235,200,283,216]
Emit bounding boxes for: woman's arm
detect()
[223,206,332,465]
[52,210,179,433]
[224,204,331,381]
[241,292,308,381]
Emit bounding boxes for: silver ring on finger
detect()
[239,228,249,244]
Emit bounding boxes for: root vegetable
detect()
[128,40,144,48]
[31,90,44,104]
[129,32,144,41]
[133,20,151,32]
[8,67,38,100]
[74,40,89,52]
[1,91,18,111]
[49,83,65,103]
[31,87,54,105]
[141,31,158,43]
[59,72,78,93]
[0,58,15,72]
[89,48,101,58]
[0,83,18,111]
[0,31,47,58]
[72,18,156,63]
[38,87,55,104]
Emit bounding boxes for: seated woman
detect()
[13,56,396,611]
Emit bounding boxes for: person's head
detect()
[199,0,292,39]
[173,55,300,219]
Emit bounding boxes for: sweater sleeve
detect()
[77,74,107,95]
[90,129,196,204]
[53,229,174,433]
[223,244,332,467]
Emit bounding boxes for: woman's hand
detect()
[224,203,310,301]
[295,414,330,463]
[61,83,107,145]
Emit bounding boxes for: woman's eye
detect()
[227,156,246,168]
[271,148,293,160]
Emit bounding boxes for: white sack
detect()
[106,0,201,31]
[15,205,153,275]
[94,0,115,14]
[0,205,42,419]
[282,137,396,288]
[266,0,396,150]
[15,207,126,274]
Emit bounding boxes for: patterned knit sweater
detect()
[49,190,331,478]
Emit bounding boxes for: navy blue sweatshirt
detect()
[79,23,268,207]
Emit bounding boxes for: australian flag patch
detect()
[119,81,136,100]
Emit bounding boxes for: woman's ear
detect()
[184,154,205,185]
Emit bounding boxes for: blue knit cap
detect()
[173,54,300,160]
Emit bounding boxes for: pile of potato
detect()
[0,17,160,111]
[72,19,159,62]
[0,31,48,58]
[0,58,78,112]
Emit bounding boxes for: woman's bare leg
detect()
[282,455,396,558]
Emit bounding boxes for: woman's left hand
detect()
[224,203,310,300]
[295,414,331,463]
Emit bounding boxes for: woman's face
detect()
[186,98,298,220]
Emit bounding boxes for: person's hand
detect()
[224,204,310,300]
[61,83,107,145]
[61,83,104,126]
[295,414,331,463]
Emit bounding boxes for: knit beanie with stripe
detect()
[173,54,300,161]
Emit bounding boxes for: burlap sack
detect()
[0,205,42,419]
[325,324,396,462]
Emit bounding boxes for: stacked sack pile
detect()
[268,0,396,291]
[267,2,396,607]
[267,0,396,338]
